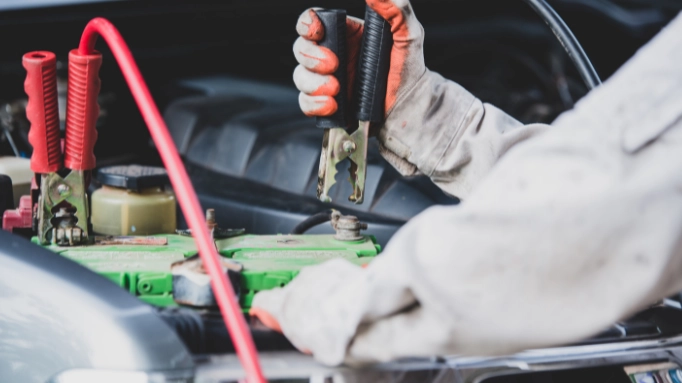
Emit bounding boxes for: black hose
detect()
[157,307,294,354]
[290,210,334,234]
[522,0,602,90]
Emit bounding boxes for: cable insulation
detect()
[78,18,266,383]
[522,0,602,90]
[23,51,62,173]
[290,210,333,235]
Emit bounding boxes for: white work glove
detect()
[292,0,545,197]
[252,11,682,367]
[292,0,449,177]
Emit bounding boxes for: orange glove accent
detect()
[366,0,413,113]
[293,1,424,118]
[250,307,312,354]
[249,307,282,333]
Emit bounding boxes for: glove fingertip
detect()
[300,94,337,117]
[312,99,337,117]
[249,307,283,333]
[310,75,340,97]
[307,9,325,41]
[297,8,325,41]
[312,46,339,74]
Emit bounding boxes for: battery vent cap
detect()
[97,165,169,191]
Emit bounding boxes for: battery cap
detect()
[97,165,169,191]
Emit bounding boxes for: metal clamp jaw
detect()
[37,171,89,246]
[315,7,392,205]
[318,121,369,204]
[23,49,101,246]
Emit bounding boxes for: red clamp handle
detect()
[64,49,101,171]
[23,51,62,174]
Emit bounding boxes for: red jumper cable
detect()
[24,50,95,246]
[76,18,266,383]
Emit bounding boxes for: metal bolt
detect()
[206,209,216,225]
[57,184,70,195]
[206,208,218,235]
[342,141,356,153]
[331,212,367,241]
[72,227,82,241]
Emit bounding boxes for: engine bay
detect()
[2,1,682,382]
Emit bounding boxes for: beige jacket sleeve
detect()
[253,12,682,367]
[378,70,548,198]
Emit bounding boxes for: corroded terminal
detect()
[171,255,243,307]
[176,208,245,239]
[331,210,368,241]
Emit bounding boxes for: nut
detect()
[331,211,367,241]
[342,140,356,153]
[56,183,70,196]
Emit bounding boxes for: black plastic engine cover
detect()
[164,76,457,245]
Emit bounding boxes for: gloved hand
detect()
[293,0,431,176]
[293,0,541,199]
[250,255,424,366]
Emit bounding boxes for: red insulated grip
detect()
[23,51,62,174]
[64,49,101,171]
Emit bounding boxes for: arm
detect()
[380,71,548,198]
[254,11,682,365]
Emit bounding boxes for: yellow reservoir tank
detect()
[91,165,176,236]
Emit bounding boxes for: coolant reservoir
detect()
[0,156,32,207]
[91,165,176,236]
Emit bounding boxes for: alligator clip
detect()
[23,50,102,246]
[315,7,392,204]
[317,121,369,204]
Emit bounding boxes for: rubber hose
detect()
[291,210,334,234]
[522,0,602,90]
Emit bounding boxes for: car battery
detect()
[39,232,380,311]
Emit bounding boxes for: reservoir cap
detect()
[97,165,169,191]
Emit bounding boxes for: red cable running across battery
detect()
[77,17,266,383]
